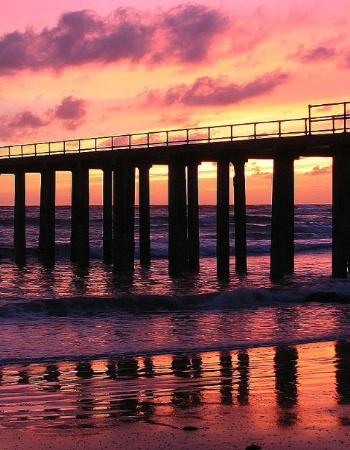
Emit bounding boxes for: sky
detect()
[0,0,349,205]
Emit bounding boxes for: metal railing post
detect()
[344,102,347,133]
[308,104,312,135]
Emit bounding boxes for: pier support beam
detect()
[233,159,247,273]
[168,161,188,275]
[71,166,90,265]
[332,152,350,277]
[14,172,26,265]
[39,169,56,262]
[138,164,151,265]
[113,161,135,271]
[270,156,295,279]
[187,162,200,272]
[103,168,113,264]
[217,160,230,279]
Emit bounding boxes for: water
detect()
[1,204,350,435]
[0,204,344,361]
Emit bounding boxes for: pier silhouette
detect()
[1,101,350,279]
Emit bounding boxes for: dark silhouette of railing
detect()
[1,101,349,159]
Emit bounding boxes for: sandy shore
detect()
[2,418,350,450]
[2,341,350,449]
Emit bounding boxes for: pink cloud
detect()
[155,4,228,63]
[9,110,47,128]
[0,31,37,74]
[53,96,86,120]
[0,5,229,75]
[297,46,336,63]
[0,96,88,140]
[51,96,87,130]
[143,71,289,106]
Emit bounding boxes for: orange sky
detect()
[0,0,348,204]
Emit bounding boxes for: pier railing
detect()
[0,101,349,159]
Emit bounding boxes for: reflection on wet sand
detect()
[219,351,233,405]
[0,341,348,433]
[237,350,249,406]
[335,340,350,405]
[274,346,298,426]
[172,354,203,408]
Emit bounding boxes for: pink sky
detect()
[0,0,349,204]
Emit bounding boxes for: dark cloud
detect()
[51,96,87,130]
[144,71,288,106]
[0,30,38,74]
[9,110,47,128]
[300,46,336,62]
[0,5,229,75]
[53,96,86,120]
[292,45,336,64]
[40,9,154,68]
[157,4,227,63]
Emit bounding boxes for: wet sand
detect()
[1,340,350,449]
[2,416,350,450]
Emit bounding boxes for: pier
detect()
[1,101,350,279]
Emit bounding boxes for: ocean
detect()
[1,204,350,436]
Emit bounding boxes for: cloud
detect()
[9,110,47,128]
[50,96,87,130]
[143,71,289,107]
[0,5,229,75]
[305,165,332,176]
[53,96,85,120]
[0,31,36,74]
[155,4,228,63]
[297,46,336,63]
[249,165,272,179]
[0,96,88,140]
[41,9,155,68]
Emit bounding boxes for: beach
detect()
[1,341,350,449]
